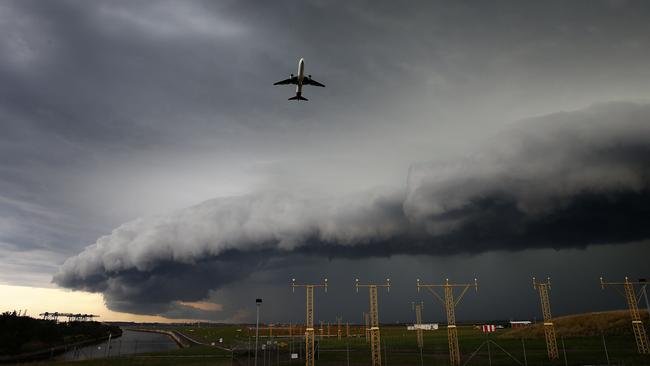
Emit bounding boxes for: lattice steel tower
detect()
[292,278,328,366]
[600,277,650,354]
[356,278,390,366]
[532,277,559,360]
[417,278,477,366]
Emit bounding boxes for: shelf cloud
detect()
[54,101,650,315]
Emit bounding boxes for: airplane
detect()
[274,58,325,101]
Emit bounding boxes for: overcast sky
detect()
[1,0,650,323]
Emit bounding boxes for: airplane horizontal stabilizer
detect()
[288,95,308,101]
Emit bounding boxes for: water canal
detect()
[56,329,178,361]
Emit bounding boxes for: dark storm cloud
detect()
[55,101,650,315]
[2,0,650,318]
[404,102,650,251]
[3,0,650,150]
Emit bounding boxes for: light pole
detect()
[255,298,263,366]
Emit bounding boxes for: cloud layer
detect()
[4,0,650,292]
[55,101,650,315]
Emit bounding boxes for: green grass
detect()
[21,321,650,366]
[24,346,233,366]
[173,326,246,348]
[166,323,650,366]
[284,326,649,366]
[172,326,650,366]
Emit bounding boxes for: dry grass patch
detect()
[500,309,649,339]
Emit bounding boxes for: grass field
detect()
[221,326,649,366]
[501,309,650,338]
[26,311,650,366]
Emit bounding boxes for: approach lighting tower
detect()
[412,301,424,349]
[417,278,478,366]
[600,277,650,354]
[356,278,390,366]
[532,277,559,360]
[292,278,328,366]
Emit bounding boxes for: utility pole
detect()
[292,278,328,366]
[320,321,324,340]
[532,277,559,360]
[337,316,343,340]
[255,299,262,366]
[417,278,478,366]
[105,332,112,358]
[346,322,350,338]
[412,301,424,349]
[364,312,370,343]
[600,277,650,354]
[412,301,425,366]
[356,278,390,366]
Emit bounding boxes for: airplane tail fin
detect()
[288,94,308,101]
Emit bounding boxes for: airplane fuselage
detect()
[273,58,323,101]
[296,58,305,95]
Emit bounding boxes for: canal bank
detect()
[55,329,179,361]
[0,327,121,363]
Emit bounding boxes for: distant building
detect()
[407,323,438,331]
[509,321,532,328]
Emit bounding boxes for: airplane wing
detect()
[274,76,299,85]
[303,77,325,87]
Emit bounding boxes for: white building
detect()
[407,323,439,331]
